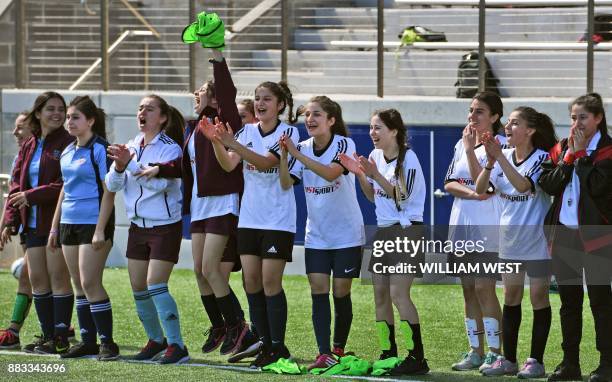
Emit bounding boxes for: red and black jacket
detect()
[538,132,612,252]
[4,127,74,235]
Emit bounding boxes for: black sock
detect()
[312,293,331,355]
[228,287,245,321]
[503,304,522,363]
[531,306,551,364]
[247,290,271,347]
[216,293,239,327]
[201,294,224,328]
[266,290,287,352]
[408,323,424,360]
[53,293,74,338]
[333,294,353,349]
[76,296,97,344]
[90,299,114,344]
[33,292,54,338]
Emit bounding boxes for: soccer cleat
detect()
[452,350,484,371]
[517,358,546,379]
[267,344,291,366]
[228,334,262,363]
[23,334,48,353]
[34,336,69,355]
[479,351,500,373]
[389,355,430,376]
[158,343,190,365]
[220,321,249,355]
[249,347,273,369]
[379,348,398,360]
[588,363,612,382]
[307,353,338,371]
[132,338,168,361]
[481,355,518,376]
[60,342,99,359]
[548,362,582,381]
[332,346,345,358]
[0,329,20,349]
[202,326,226,353]
[97,341,120,361]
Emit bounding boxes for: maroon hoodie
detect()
[4,127,74,235]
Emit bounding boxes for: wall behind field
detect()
[0,89,599,273]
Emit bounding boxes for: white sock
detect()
[464,318,479,348]
[482,317,501,350]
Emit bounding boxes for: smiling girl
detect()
[277,96,365,370]
[47,96,118,361]
[105,95,189,364]
[538,93,612,382]
[340,109,428,376]
[475,107,557,378]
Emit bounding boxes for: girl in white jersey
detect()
[205,81,300,368]
[340,109,428,376]
[444,91,505,372]
[105,95,189,364]
[277,96,365,370]
[475,107,558,378]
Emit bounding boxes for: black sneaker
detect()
[158,343,190,365]
[220,321,249,355]
[202,326,226,353]
[97,341,120,361]
[390,355,430,376]
[132,338,168,361]
[548,362,582,381]
[23,334,48,353]
[60,342,99,359]
[588,364,612,382]
[228,332,262,363]
[34,336,69,355]
[249,347,272,369]
[379,348,398,360]
[267,344,291,365]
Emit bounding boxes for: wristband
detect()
[563,152,575,164]
[484,166,493,171]
[574,150,587,159]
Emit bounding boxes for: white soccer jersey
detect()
[289,135,365,249]
[445,136,506,252]
[235,121,299,233]
[367,148,426,227]
[187,133,239,222]
[489,148,551,260]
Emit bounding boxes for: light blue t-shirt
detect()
[60,136,110,224]
[27,139,43,229]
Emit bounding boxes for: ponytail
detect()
[68,95,107,139]
[255,80,297,124]
[144,94,185,147]
[514,106,558,152]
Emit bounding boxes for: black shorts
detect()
[60,223,114,246]
[502,259,552,279]
[368,223,425,277]
[126,221,182,264]
[23,229,48,249]
[237,228,294,261]
[305,246,363,278]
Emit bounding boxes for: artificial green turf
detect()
[0,268,598,381]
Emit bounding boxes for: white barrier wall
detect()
[1,89,604,274]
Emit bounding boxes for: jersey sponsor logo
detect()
[267,246,278,254]
[499,192,532,202]
[457,177,475,186]
[246,163,279,174]
[304,181,341,195]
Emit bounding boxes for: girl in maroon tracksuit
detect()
[1,92,74,354]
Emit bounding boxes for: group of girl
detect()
[1,42,610,379]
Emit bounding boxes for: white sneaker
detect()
[452,350,484,371]
[479,351,501,373]
[482,355,518,376]
[517,358,546,379]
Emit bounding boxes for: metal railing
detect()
[9,0,612,97]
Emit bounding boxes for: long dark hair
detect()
[570,92,609,135]
[473,91,503,134]
[68,95,107,139]
[144,94,185,147]
[255,80,297,124]
[513,106,558,152]
[26,91,66,137]
[374,108,409,210]
[296,95,349,137]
